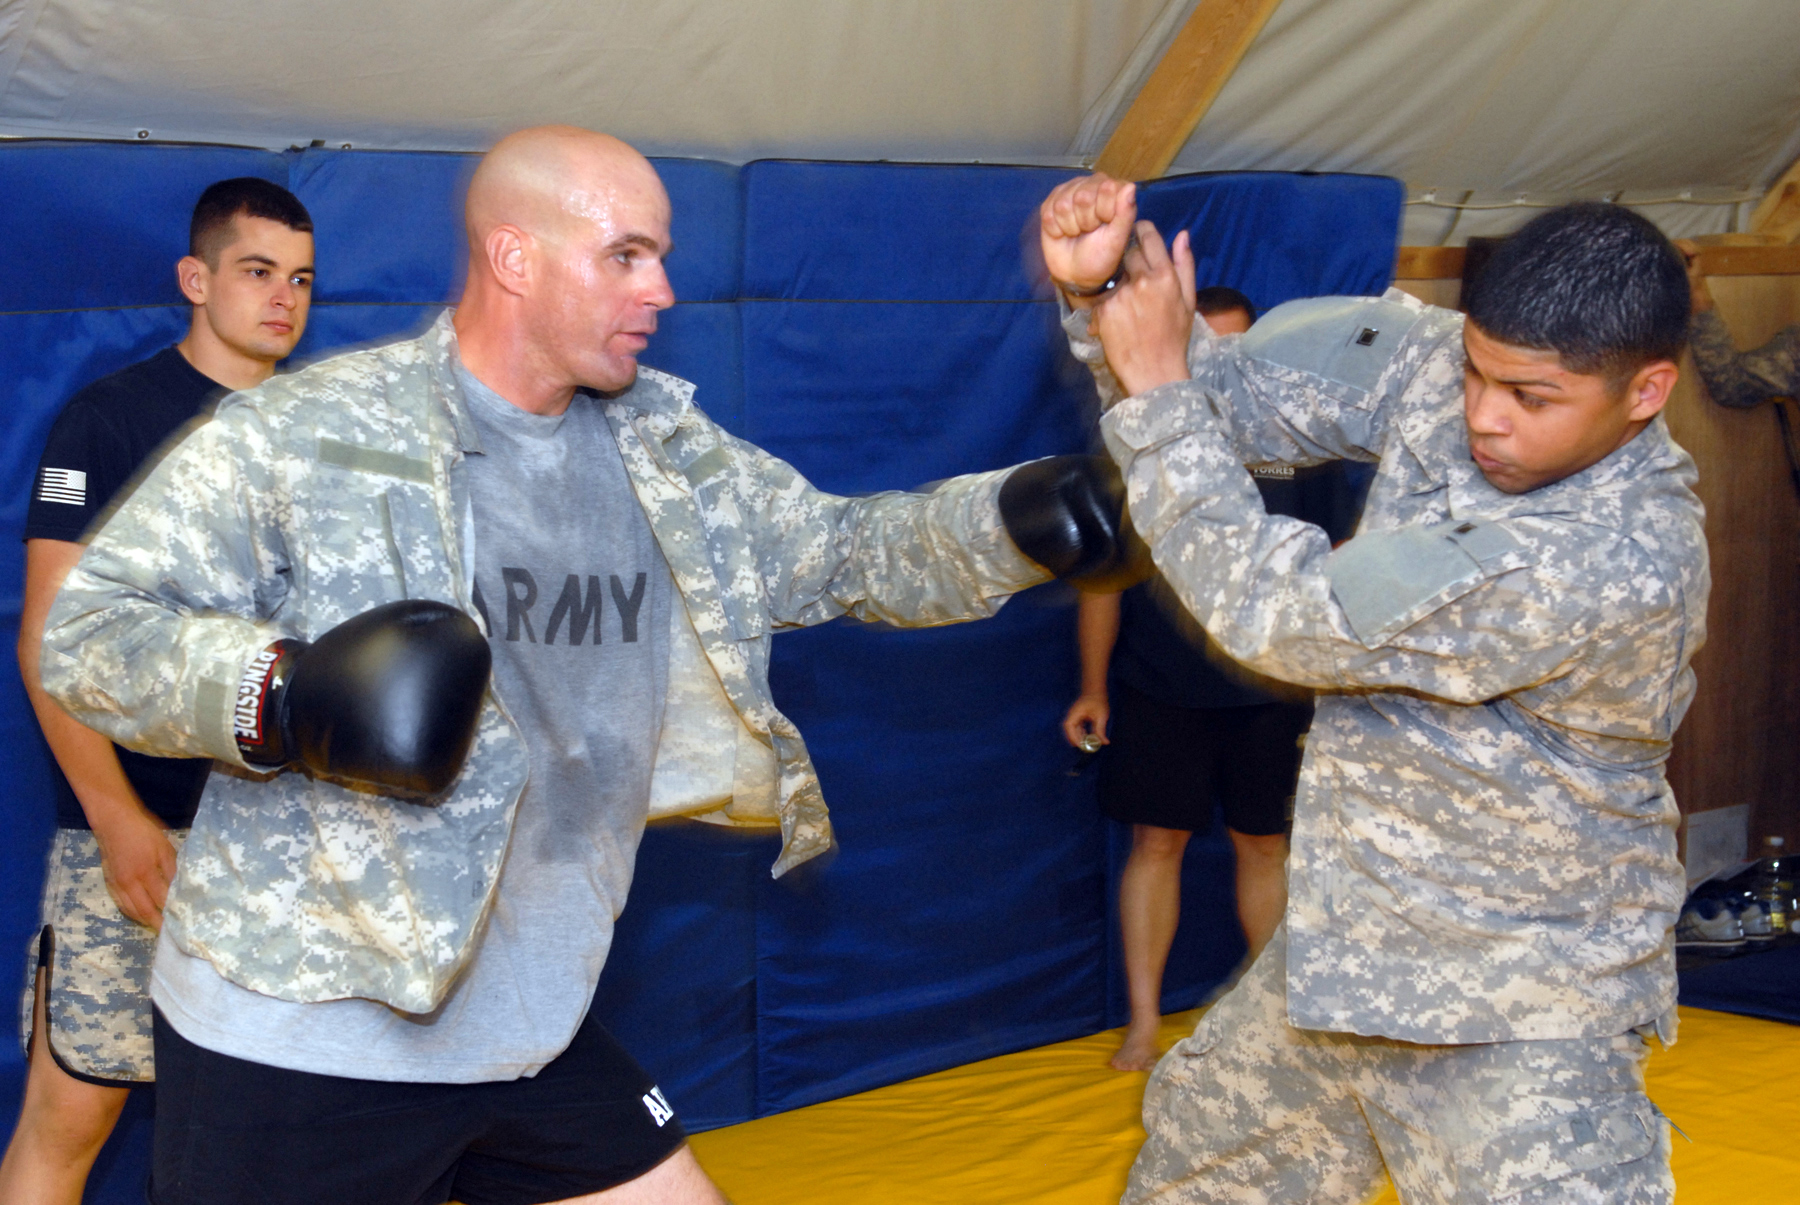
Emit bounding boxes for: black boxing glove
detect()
[998,454,1151,592]
[233,599,492,799]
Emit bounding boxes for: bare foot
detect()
[1109,1026,1162,1071]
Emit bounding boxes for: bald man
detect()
[37,127,1057,1205]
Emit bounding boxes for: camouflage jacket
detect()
[1068,290,1707,1044]
[1689,309,1799,408]
[43,311,1043,1012]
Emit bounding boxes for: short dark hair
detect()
[1462,203,1688,383]
[1194,285,1257,324]
[189,177,314,267]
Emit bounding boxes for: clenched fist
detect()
[1040,173,1139,303]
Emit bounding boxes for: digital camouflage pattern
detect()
[21,827,190,1082]
[1127,926,1673,1204]
[1068,288,1707,1045]
[42,310,1043,1012]
[1688,309,1799,408]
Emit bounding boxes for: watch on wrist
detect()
[1057,257,1129,299]
[1055,231,1140,300]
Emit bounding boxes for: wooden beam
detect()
[1690,244,1800,276]
[1750,157,1800,243]
[1394,246,1465,280]
[1094,0,1284,182]
[1393,243,1800,281]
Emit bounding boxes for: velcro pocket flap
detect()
[1327,519,1533,646]
[1462,1103,1658,1199]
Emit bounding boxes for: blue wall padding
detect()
[0,143,286,311]
[1136,170,1408,315]
[0,141,1403,1188]
[755,606,1103,1109]
[656,158,746,304]
[741,301,1092,488]
[741,161,1078,301]
[288,149,473,307]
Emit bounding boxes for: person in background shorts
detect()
[1063,287,1362,1071]
[0,177,314,1205]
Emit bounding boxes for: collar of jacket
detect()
[1442,411,1686,529]
[1389,319,1691,530]
[418,310,692,455]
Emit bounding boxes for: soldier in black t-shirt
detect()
[0,178,315,1202]
[1062,289,1369,1072]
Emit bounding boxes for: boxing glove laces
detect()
[999,454,1151,592]
[234,599,492,799]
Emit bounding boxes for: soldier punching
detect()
[36,127,1129,1205]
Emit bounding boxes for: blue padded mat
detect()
[1680,942,1800,1025]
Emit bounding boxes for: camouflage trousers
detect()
[1126,927,1672,1204]
[18,826,188,1083]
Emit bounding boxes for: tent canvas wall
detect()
[3,2,1798,1200]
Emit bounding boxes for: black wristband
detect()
[1055,231,1139,300]
[1056,258,1129,299]
[234,639,306,766]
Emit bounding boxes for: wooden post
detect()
[1750,157,1800,243]
[1093,0,1284,182]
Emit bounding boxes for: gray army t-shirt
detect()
[152,362,673,1081]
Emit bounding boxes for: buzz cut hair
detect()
[1462,203,1689,385]
[1194,285,1257,325]
[189,178,314,268]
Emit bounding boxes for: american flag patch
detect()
[36,467,87,506]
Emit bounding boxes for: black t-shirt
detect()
[25,346,222,828]
[1112,462,1369,710]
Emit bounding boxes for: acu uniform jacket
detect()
[1068,288,1708,1046]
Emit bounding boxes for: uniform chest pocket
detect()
[295,453,447,623]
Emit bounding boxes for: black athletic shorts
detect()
[1098,684,1310,836]
[150,1005,687,1205]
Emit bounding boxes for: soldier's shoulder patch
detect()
[1327,519,1533,646]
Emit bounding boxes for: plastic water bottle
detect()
[1751,836,1794,936]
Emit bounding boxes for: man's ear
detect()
[1624,359,1680,422]
[485,225,532,296]
[176,255,209,306]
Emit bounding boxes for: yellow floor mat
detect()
[689,1006,1796,1203]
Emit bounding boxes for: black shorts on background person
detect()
[1063,288,1368,1071]
[1099,681,1308,838]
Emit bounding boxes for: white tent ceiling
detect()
[3,0,1796,244]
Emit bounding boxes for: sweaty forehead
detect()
[561,169,669,235]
